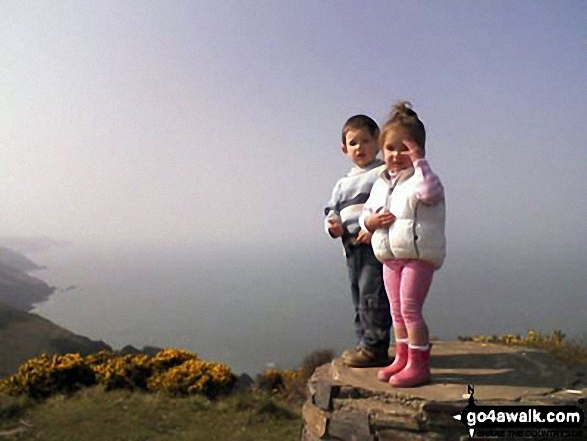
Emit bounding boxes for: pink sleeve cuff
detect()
[414,159,444,204]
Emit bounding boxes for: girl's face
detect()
[382,129,413,174]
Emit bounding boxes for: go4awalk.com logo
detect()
[453,385,586,439]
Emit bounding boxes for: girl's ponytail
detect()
[381,100,426,154]
[390,101,418,121]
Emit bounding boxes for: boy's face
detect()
[341,128,379,168]
[382,129,413,174]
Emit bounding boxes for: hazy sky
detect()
[2,1,587,364]
[1,0,586,252]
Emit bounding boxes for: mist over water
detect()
[30,241,587,375]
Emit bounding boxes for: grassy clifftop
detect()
[0,301,111,378]
[0,385,302,440]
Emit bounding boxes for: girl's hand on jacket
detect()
[365,210,396,231]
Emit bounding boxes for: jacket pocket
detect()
[371,229,393,261]
[389,219,417,258]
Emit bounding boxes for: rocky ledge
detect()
[301,341,587,441]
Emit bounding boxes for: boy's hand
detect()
[355,229,372,244]
[365,211,396,231]
[403,139,424,164]
[327,219,344,238]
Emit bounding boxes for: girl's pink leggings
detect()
[382,259,435,331]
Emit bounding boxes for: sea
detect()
[28,240,587,375]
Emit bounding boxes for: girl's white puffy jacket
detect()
[359,160,446,269]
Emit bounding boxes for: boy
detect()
[324,115,392,367]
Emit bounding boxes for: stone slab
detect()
[328,409,371,440]
[301,341,587,441]
[302,401,328,438]
[329,341,584,403]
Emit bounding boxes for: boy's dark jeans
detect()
[344,242,391,352]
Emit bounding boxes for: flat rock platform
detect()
[301,341,587,441]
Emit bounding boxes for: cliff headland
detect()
[0,245,111,377]
[0,246,55,311]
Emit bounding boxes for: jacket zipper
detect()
[413,201,420,257]
[383,176,400,257]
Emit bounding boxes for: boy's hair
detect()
[341,115,380,146]
[380,101,426,155]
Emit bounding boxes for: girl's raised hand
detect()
[402,139,424,164]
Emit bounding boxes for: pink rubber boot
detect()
[389,345,431,388]
[376,342,408,382]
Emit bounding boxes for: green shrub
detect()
[256,369,301,393]
[300,349,334,380]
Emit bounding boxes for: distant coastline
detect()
[0,242,174,377]
[0,246,56,311]
[0,242,115,377]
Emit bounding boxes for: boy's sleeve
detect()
[324,181,342,237]
[413,159,444,205]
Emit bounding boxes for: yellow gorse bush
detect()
[0,353,95,399]
[278,369,302,385]
[92,353,153,391]
[0,348,236,400]
[458,329,566,349]
[150,348,198,371]
[148,358,235,398]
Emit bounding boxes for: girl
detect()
[359,102,445,387]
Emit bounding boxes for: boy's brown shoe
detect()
[340,346,361,359]
[342,346,390,368]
